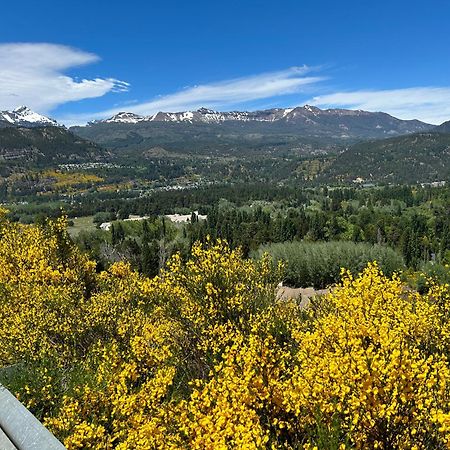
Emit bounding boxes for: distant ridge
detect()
[91,105,433,135]
[71,105,435,156]
[435,120,450,133]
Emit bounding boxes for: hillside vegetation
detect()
[71,121,339,157]
[1,213,450,448]
[322,132,450,184]
[0,126,108,171]
[1,125,449,197]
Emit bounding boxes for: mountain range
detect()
[93,105,429,130]
[0,105,449,184]
[70,105,435,158]
[0,105,434,140]
[85,105,432,139]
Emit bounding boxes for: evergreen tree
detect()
[141,240,160,277]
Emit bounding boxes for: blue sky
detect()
[1,0,450,125]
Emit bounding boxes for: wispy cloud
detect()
[309,87,450,125]
[6,44,449,127]
[61,66,325,125]
[0,43,129,113]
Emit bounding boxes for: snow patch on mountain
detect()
[0,106,60,127]
[101,112,145,124]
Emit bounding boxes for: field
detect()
[67,215,96,236]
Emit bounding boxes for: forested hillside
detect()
[322,132,450,183]
[0,126,109,172]
[71,120,338,157]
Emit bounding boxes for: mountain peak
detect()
[303,104,322,113]
[105,112,144,123]
[14,105,32,113]
[197,107,217,114]
[436,119,450,133]
[0,106,60,128]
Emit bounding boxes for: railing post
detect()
[0,384,66,450]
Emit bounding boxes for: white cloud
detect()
[0,43,129,113]
[309,87,450,125]
[3,45,450,127]
[61,66,325,125]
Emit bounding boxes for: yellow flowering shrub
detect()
[1,217,450,449]
[281,265,450,448]
[0,215,96,365]
[42,170,103,190]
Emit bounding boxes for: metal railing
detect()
[0,384,66,450]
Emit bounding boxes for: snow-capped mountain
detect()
[71,105,437,158]
[92,105,432,135]
[0,106,60,128]
[100,112,146,124]
[94,106,297,124]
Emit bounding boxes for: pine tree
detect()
[141,240,160,277]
